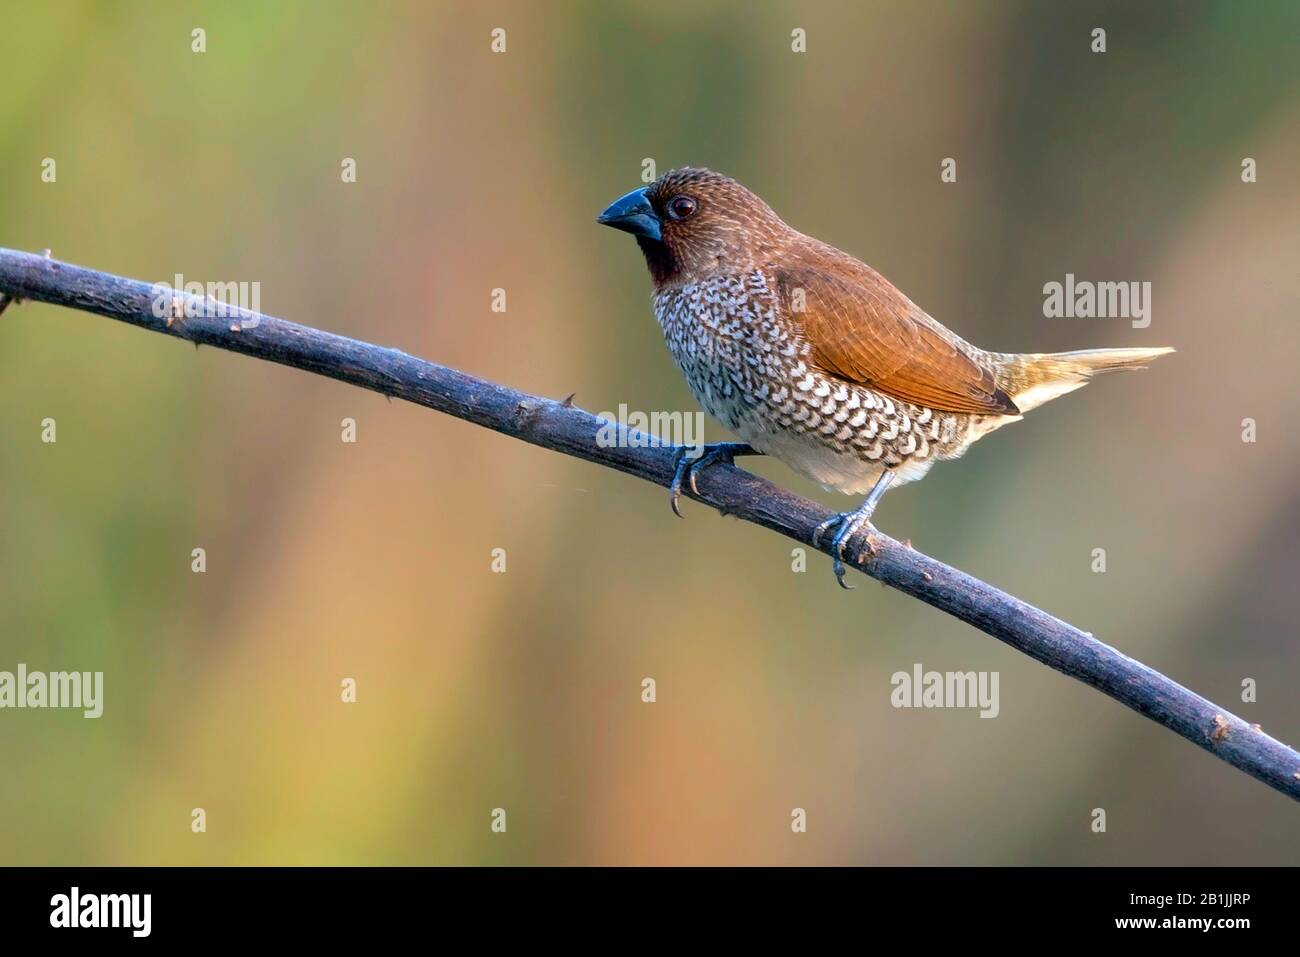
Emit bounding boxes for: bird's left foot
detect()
[813,509,880,590]
[811,470,896,589]
[669,442,759,517]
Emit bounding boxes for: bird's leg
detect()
[669,442,760,517]
[812,470,895,590]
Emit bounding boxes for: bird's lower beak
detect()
[597,187,662,242]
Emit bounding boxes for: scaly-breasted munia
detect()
[598,168,1173,587]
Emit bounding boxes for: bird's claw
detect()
[813,510,878,590]
[668,442,753,517]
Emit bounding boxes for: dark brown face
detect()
[597,168,793,286]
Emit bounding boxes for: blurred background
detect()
[1,0,1298,865]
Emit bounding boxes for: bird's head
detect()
[597,168,793,287]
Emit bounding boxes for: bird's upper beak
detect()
[596,187,662,242]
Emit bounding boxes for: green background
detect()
[2,1,1298,864]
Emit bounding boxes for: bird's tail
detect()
[994,346,1175,413]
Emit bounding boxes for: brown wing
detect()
[773,246,1019,415]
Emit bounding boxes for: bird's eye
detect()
[666,195,698,221]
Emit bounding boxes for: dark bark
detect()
[2,247,1296,803]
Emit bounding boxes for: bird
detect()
[597,167,1173,588]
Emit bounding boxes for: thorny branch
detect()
[1,247,1297,803]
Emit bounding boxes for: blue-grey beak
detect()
[597,187,662,242]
